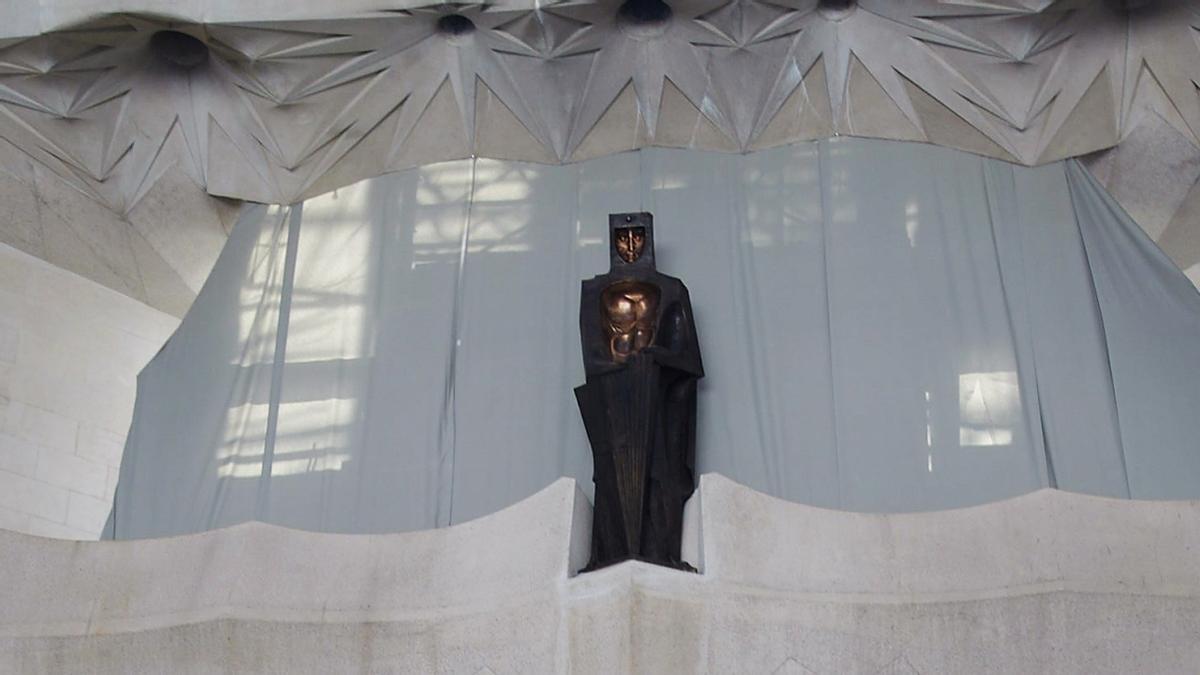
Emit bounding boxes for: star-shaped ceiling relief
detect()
[0,0,1196,207]
[541,0,736,155]
[2,0,1200,311]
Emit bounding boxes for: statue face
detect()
[615,227,646,263]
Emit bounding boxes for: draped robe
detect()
[575,213,703,570]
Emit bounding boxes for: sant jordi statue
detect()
[575,212,703,571]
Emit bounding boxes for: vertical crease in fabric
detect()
[979,159,1055,489]
[1063,162,1133,499]
[257,202,304,520]
[438,158,479,526]
[815,139,843,508]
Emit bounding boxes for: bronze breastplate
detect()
[601,280,660,363]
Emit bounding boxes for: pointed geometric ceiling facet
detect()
[3,0,1200,307]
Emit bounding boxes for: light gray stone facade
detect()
[2,475,1199,673]
[3,1,1200,307]
[0,243,177,539]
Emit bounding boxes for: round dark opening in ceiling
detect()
[616,0,673,40]
[817,0,857,20]
[437,14,476,38]
[149,30,209,70]
[618,0,673,24]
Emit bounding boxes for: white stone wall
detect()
[0,145,238,317]
[0,243,177,539]
[2,476,1199,673]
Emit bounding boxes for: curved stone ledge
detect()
[689,473,1200,599]
[3,473,1200,672]
[563,561,1200,675]
[0,478,591,638]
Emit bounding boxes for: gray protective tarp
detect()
[106,138,1200,539]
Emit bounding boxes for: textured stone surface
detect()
[0,152,237,317]
[2,475,1199,673]
[0,2,1196,207]
[3,1,1200,308]
[0,478,591,656]
[565,565,1200,675]
[690,473,1200,596]
[0,243,177,540]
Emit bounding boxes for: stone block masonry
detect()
[0,243,178,539]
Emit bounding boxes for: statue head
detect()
[609,212,656,271]
[615,226,646,263]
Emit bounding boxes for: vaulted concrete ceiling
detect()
[1,0,1199,314]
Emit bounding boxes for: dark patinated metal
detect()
[576,212,703,572]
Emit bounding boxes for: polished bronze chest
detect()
[601,280,661,364]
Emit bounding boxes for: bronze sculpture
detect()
[576,212,703,571]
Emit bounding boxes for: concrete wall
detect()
[5,1,1200,317]
[2,474,1198,673]
[0,243,178,539]
[0,144,238,317]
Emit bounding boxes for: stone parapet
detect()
[3,474,1200,673]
